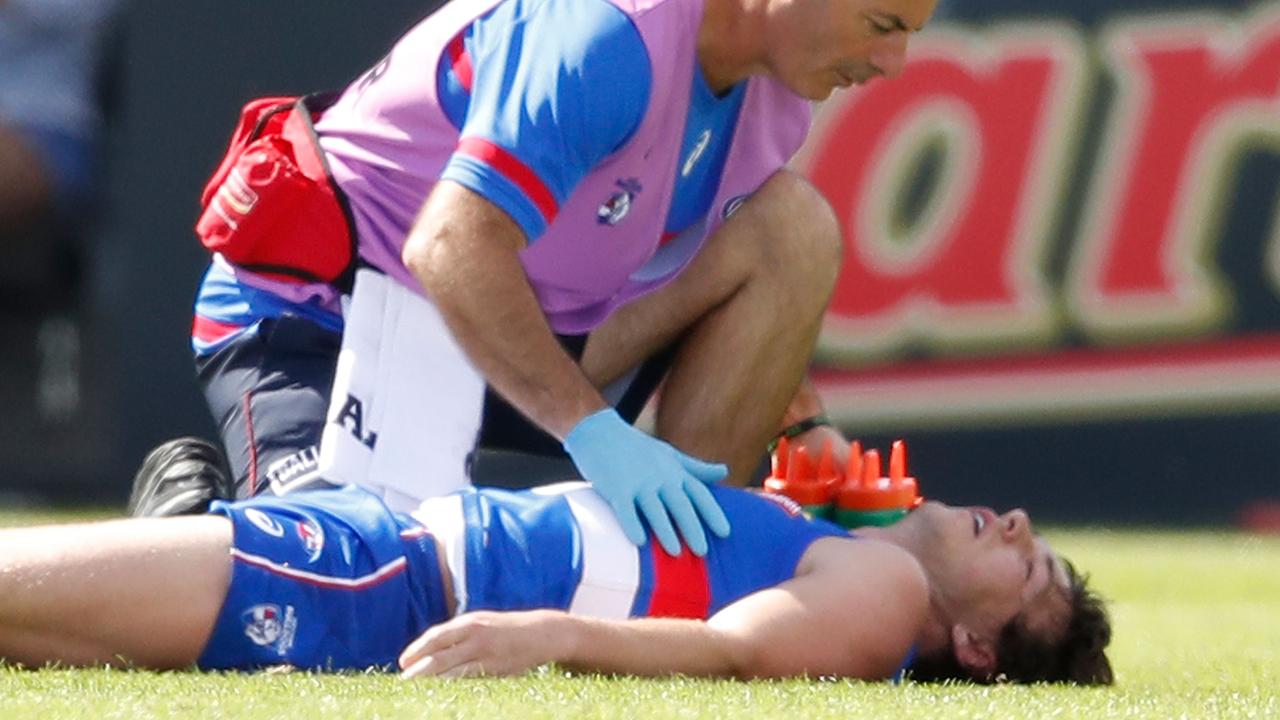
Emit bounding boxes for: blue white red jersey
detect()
[412,482,849,619]
[198,484,911,676]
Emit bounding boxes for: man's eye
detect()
[866,17,893,34]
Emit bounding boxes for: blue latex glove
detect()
[563,408,731,556]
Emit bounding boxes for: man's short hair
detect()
[907,557,1114,685]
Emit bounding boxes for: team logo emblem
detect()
[297,518,325,562]
[245,508,285,537]
[597,178,643,226]
[722,194,750,220]
[242,603,298,655]
[243,604,284,646]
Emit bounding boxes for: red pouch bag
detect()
[196,93,355,287]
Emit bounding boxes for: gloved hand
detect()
[563,408,731,556]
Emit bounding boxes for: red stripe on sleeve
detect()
[646,542,711,619]
[446,33,474,92]
[455,137,560,225]
[191,315,245,344]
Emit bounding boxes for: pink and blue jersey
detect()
[193,0,750,356]
[433,0,746,244]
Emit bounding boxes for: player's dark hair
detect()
[906,557,1113,686]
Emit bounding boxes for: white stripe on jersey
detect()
[411,494,469,613]
[231,548,407,589]
[532,482,639,619]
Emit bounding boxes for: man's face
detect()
[905,502,1074,647]
[767,0,938,100]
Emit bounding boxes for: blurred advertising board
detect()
[798,0,1280,523]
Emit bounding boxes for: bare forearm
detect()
[404,182,605,439]
[399,609,746,679]
[558,615,747,678]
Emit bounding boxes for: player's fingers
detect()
[400,639,476,679]
[400,653,440,679]
[638,491,680,556]
[400,617,469,668]
[660,483,708,557]
[400,633,435,669]
[683,477,731,539]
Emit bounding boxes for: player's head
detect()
[760,0,937,100]
[888,501,1113,684]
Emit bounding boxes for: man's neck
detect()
[854,524,953,660]
[697,0,766,95]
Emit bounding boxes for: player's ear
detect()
[950,624,997,680]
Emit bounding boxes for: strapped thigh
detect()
[317,269,485,511]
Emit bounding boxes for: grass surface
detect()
[1,510,1277,719]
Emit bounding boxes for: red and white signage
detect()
[797,8,1280,429]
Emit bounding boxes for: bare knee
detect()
[733,171,843,297]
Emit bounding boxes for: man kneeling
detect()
[0,483,1111,684]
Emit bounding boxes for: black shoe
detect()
[127,437,234,517]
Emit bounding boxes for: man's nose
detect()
[1000,509,1033,544]
[870,35,909,79]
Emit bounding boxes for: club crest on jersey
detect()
[242,603,297,655]
[297,518,325,562]
[597,178,643,226]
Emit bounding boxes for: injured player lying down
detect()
[0,483,1112,684]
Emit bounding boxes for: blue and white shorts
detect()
[197,486,450,671]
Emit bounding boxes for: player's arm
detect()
[406,0,729,556]
[408,182,732,557]
[398,538,927,679]
[410,0,653,439]
[406,182,603,438]
[775,376,852,466]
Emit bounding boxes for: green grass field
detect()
[1,509,1277,720]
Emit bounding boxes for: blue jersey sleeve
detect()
[438,0,652,242]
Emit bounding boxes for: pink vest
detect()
[315,0,811,333]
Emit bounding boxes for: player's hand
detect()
[563,408,731,557]
[786,422,851,469]
[399,610,568,679]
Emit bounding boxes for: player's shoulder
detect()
[507,0,643,42]
[481,0,652,82]
[802,537,929,677]
[803,536,929,611]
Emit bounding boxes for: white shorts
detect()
[316,269,486,512]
